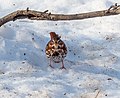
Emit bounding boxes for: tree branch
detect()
[0,3,120,27]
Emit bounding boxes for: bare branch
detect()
[0,3,120,27]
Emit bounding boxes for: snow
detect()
[1,0,120,98]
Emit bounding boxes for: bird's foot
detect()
[60,66,66,70]
[49,65,54,69]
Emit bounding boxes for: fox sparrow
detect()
[45,32,67,69]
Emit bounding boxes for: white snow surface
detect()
[1,0,120,98]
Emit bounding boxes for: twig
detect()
[43,10,49,13]
[95,90,101,98]
[0,3,120,27]
[107,3,120,13]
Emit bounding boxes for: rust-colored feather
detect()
[50,32,61,40]
[45,32,67,69]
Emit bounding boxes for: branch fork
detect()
[107,3,120,13]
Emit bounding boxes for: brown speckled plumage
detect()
[45,32,67,69]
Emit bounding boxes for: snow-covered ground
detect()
[1,0,120,98]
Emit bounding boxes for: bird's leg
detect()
[49,58,54,68]
[60,60,66,69]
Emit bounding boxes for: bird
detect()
[45,32,67,69]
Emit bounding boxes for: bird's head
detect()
[49,32,61,49]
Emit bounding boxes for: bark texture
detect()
[0,3,120,27]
